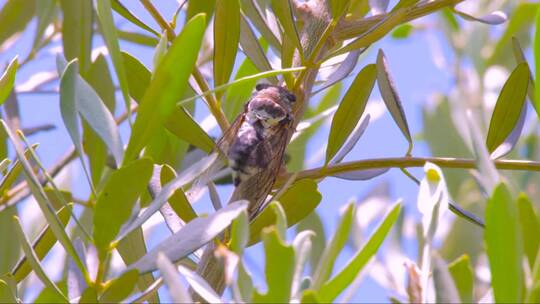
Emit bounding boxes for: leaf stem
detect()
[138,0,175,41]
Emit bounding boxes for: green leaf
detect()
[121,51,151,103]
[0,56,18,106]
[0,277,16,303]
[152,32,168,70]
[312,203,355,289]
[391,0,419,12]
[270,0,302,57]
[0,144,35,197]
[253,226,295,303]
[486,63,529,153]
[160,164,198,223]
[0,120,87,279]
[84,54,116,185]
[12,204,72,283]
[230,210,249,255]
[93,158,153,252]
[118,30,159,47]
[0,0,35,47]
[214,0,240,90]
[164,107,216,153]
[99,269,139,302]
[330,8,407,57]
[239,0,281,51]
[238,16,274,80]
[34,281,68,303]
[318,202,401,302]
[535,7,540,114]
[60,0,93,73]
[123,14,206,164]
[329,0,351,19]
[485,183,523,302]
[187,0,215,24]
[517,193,540,269]
[111,0,159,36]
[433,255,460,303]
[118,153,218,240]
[128,200,248,273]
[79,286,98,303]
[326,64,376,164]
[376,49,412,151]
[248,179,322,245]
[448,255,474,303]
[301,289,321,303]
[0,207,19,275]
[391,23,413,39]
[96,0,131,116]
[13,216,68,303]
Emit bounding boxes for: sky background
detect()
[0,0,520,302]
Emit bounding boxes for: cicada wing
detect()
[187,113,246,198]
[232,119,293,217]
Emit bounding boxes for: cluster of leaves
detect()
[0,0,538,303]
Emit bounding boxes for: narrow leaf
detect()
[0,0,35,47]
[271,0,303,59]
[93,158,153,252]
[59,0,93,72]
[160,164,198,224]
[13,216,68,303]
[485,183,523,302]
[124,14,206,164]
[433,255,460,303]
[121,51,151,103]
[318,202,401,302]
[486,63,529,153]
[453,8,507,25]
[0,57,18,106]
[448,255,474,302]
[517,193,540,269]
[99,269,139,302]
[214,0,240,89]
[326,64,376,164]
[128,200,248,273]
[111,0,160,36]
[376,49,412,150]
[156,252,192,303]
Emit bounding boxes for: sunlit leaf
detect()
[214,0,240,90]
[128,200,248,273]
[240,0,281,51]
[448,255,474,302]
[93,158,153,252]
[376,49,412,151]
[124,14,206,164]
[0,57,18,106]
[187,0,215,24]
[156,253,192,303]
[369,0,389,15]
[164,107,216,153]
[121,51,151,103]
[391,23,414,39]
[230,210,249,255]
[486,63,529,153]
[318,202,401,302]
[152,32,168,70]
[330,114,370,164]
[453,8,507,25]
[314,50,362,95]
[291,231,314,298]
[326,64,376,164]
[177,265,222,303]
[485,183,523,302]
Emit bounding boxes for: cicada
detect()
[193,84,296,217]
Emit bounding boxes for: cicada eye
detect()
[256,83,271,91]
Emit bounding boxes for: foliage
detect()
[0,0,538,303]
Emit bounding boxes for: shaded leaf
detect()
[314,50,361,95]
[99,269,139,302]
[240,0,281,51]
[214,0,240,89]
[332,168,389,180]
[326,64,376,164]
[96,0,131,115]
[160,164,197,224]
[164,107,216,153]
[121,51,151,103]
[12,204,72,283]
[128,200,248,273]
[118,30,159,47]
[517,193,540,269]
[187,0,215,24]
[330,114,370,164]
[0,0,35,48]
[376,49,412,151]
[238,15,274,79]
[0,277,16,303]
[124,14,206,163]
[93,158,153,252]
[111,0,159,36]
[13,217,67,302]
[535,7,540,113]
[486,63,529,153]
[330,0,351,19]
[248,179,322,245]
[60,0,93,73]
[318,202,401,302]
[312,203,355,289]
[485,183,523,302]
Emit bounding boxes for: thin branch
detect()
[192,68,231,132]
[288,156,540,181]
[139,0,175,40]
